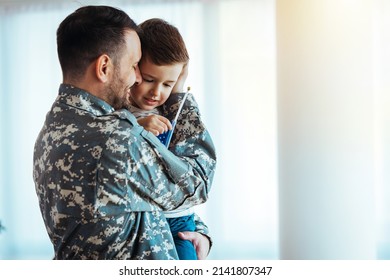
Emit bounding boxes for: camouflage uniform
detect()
[33,84,216,259]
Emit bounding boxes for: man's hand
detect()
[178,231,210,260]
[137,115,172,136]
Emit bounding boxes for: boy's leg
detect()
[167,214,197,260]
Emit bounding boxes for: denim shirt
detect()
[33,84,216,259]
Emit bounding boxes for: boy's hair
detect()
[139,18,189,65]
[57,5,139,81]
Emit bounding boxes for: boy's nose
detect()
[151,86,161,97]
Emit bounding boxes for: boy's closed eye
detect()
[144,78,174,87]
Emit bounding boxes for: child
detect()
[128,18,210,260]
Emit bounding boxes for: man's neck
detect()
[63,77,104,101]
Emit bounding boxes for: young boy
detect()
[128,18,213,260]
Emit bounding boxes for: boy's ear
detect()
[95,54,112,83]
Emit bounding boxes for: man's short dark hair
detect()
[57,5,139,80]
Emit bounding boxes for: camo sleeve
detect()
[94,106,215,215]
[161,92,217,206]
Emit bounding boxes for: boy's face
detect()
[130,57,184,111]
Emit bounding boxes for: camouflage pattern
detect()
[33,84,216,259]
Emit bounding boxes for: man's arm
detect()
[160,92,217,207]
[161,91,216,259]
[95,98,216,214]
[162,92,217,190]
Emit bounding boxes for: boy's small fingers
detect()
[157,116,172,130]
[164,121,172,130]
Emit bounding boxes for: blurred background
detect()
[0,0,389,260]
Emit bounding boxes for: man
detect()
[33,5,216,260]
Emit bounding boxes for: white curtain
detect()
[373,0,390,260]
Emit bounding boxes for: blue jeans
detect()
[166,214,197,260]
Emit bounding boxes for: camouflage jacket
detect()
[33,84,216,259]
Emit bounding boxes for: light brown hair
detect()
[139,18,189,65]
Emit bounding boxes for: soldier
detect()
[33,5,216,259]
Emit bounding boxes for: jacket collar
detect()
[58,84,115,116]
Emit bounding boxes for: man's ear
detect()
[95,54,112,83]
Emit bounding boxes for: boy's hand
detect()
[172,63,189,94]
[137,115,172,136]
